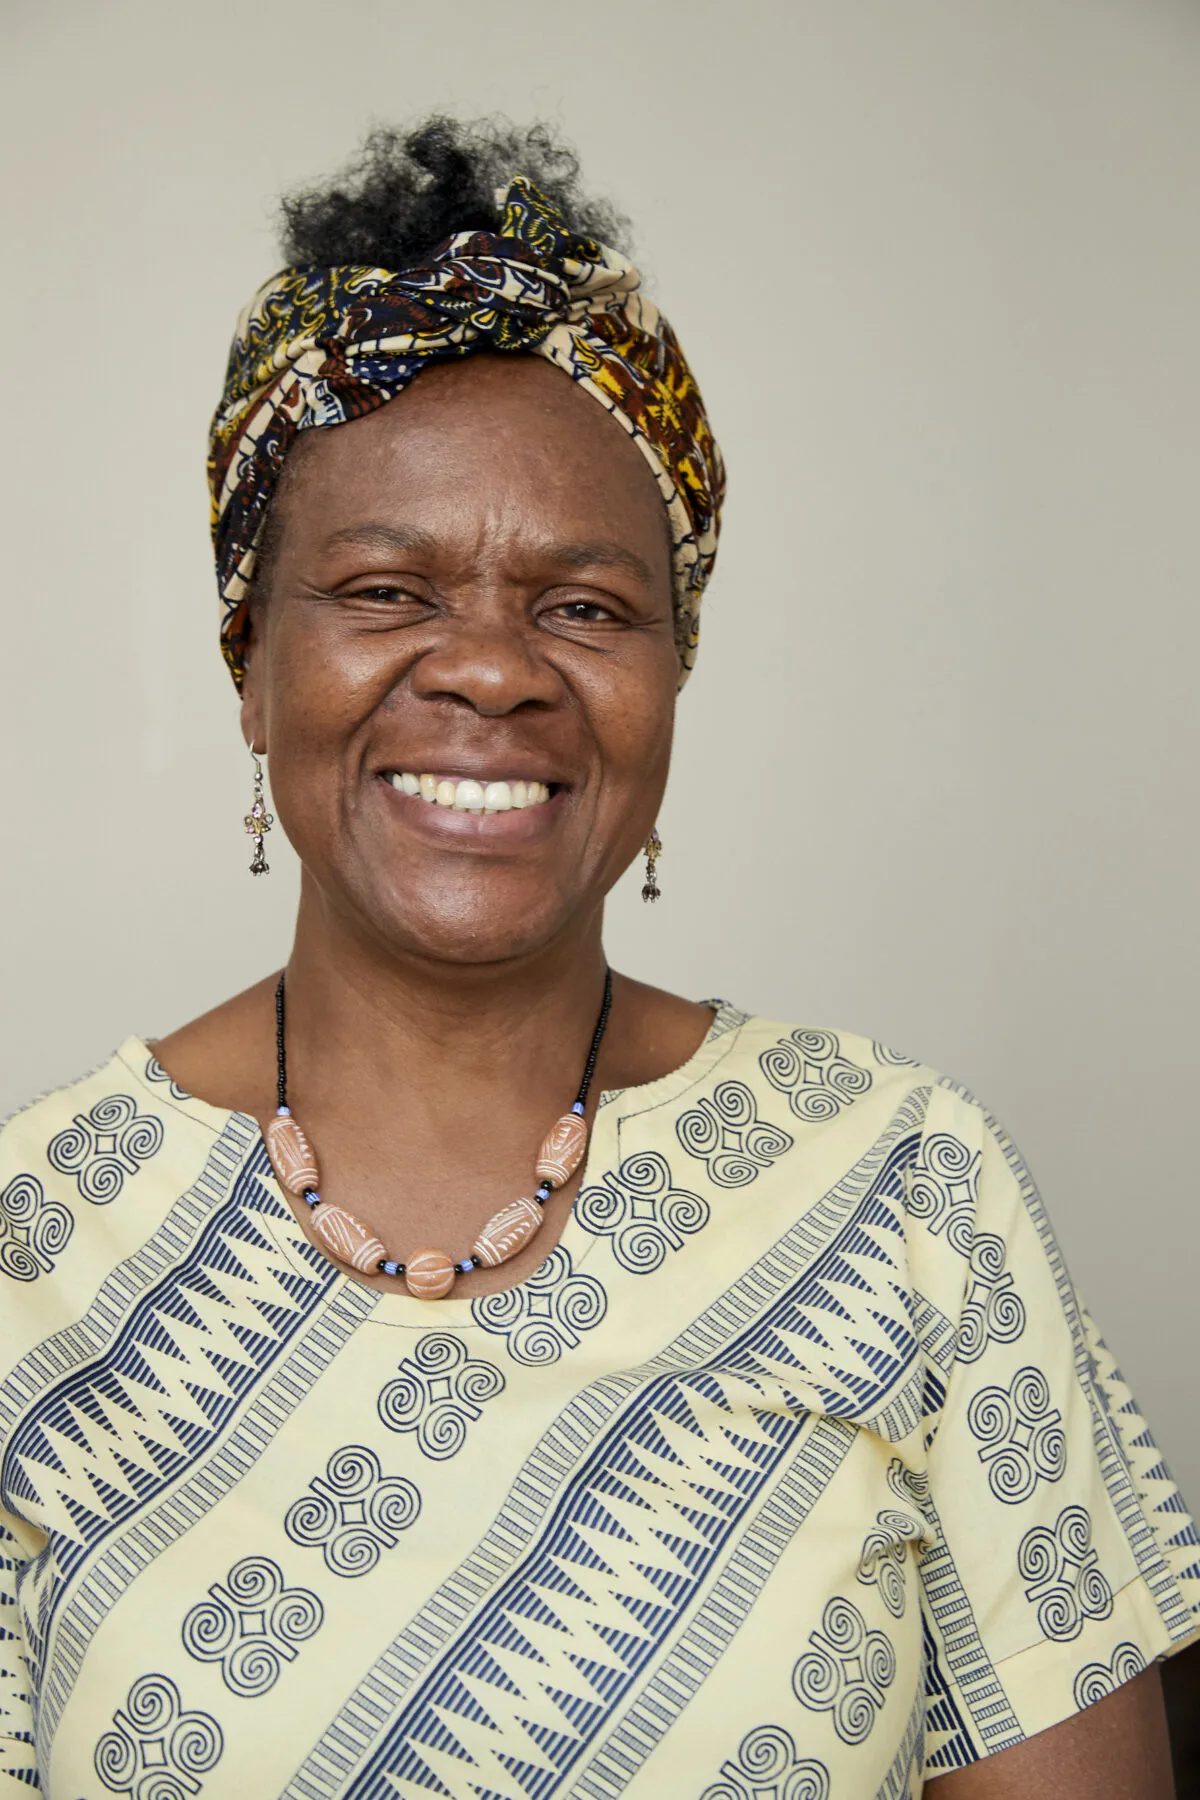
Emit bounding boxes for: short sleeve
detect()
[904,1078,1200,1780]
[0,1513,38,1792]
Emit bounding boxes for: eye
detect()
[553,598,618,623]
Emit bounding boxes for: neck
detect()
[282,875,611,1120]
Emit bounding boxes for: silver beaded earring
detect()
[641,828,662,903]
[244,752,274,876]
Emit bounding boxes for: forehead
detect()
[277,354,671,562]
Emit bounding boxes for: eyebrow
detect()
[320,524,659,588]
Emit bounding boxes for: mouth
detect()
[382,771,558,814]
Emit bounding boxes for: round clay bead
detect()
[265,1114,320,1196]
[535,1113,589,1187]
[472,1195,543,1269]
[310,1204,386,1274]
[406,1247,456,1300]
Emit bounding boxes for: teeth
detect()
[389,772,553,814]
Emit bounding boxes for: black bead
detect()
[471,1254,482,1268]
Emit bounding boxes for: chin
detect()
[364,875,584,968]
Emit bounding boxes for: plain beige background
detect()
[1,0,1197,1504]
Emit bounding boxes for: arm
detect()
[925,1666,1175,1797]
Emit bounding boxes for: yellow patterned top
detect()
[1,1006,1196,1798]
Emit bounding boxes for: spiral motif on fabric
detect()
[924,1132,973,1178]
[835,1687,880,1746]
[1035,1588,1080,1641]
[821,1595,864,1654]
[554,1266,606,1334]
[271,1583,323,1646]
[619,1150,671,1195]
[181,1596,235,1661]
[168,1710,223,1780]
[79,1157,126,1204]
[735,1725,795,1782]
[323,1529,380,1577]
[1073,1662,1117,1708]
[1078,1562,1114,1623]
[965,1387,1011,1448]
[284,1489,336,1547]
[608,1221,665,1273]
[421,1404,470,1458]
[1111,1642,1146,1685]
[33,1198,73,1259]
[323,1444,376,1495]
[987,1281,1026,1344]
[370,1477,421,1539]
[0,1173,41,1224]
[1017,1526,1058,1587]
[575,1182,626,1234]
[661,1189,710,1238]
[457,1356,504,1410]
[858,1527,907,1618]
[0,1241,38,1281]
[904,1170,944,1225]
[89,1095,136,1133]
[377,1369,424,1435]
[792,1646,839,1710]
[784,1766,831,1800]
[46,1120,90,1175]
[94,1724,138,1791]
[507,1320,570,1365]
[119,1112,165,1164]
[223,1555,276,1608]
[990,1448,1039,1503]
[224,1639,282,1698]
[709,1148,763,1187]
[758,1040,803,1094]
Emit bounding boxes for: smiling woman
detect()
[0,116,1195,1800]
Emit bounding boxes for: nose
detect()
[408,615,566,717]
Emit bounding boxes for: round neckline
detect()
[128,998,747,1331]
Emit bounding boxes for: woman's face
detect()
[241,355,678,966]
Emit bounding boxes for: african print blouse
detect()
[1,1007,1197,1799]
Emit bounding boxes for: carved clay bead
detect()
[310,1204,386,1274]
[535,1113,589,1188]
[472,1194,543,1269]
[265,1114,320,1196]
[406,1247,456,1300]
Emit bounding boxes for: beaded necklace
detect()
[263,968,613,1300]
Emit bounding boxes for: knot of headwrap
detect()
[208,175,724,690]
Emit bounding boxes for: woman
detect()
[0,118,1194,1799]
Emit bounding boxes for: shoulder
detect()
[710,1007,977,1122]
[0,1040,254,1376]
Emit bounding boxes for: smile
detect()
[386,773,554,813]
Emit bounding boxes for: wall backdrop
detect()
[2,0,1197,1500]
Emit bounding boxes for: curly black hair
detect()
[278,114,632,269]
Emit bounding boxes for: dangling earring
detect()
[244,752,274,876]
[641,827,662,903]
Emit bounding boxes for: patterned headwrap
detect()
[208,175,724,690]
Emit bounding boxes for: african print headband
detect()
[208,175,725,690]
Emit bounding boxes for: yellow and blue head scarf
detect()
[208,176,724,689]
